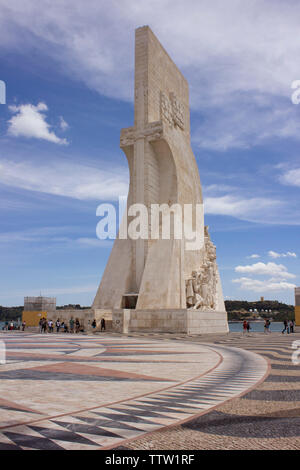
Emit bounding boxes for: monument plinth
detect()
[93,26,228,334]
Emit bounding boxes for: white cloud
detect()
[233,277,296,293]
[204,184,237,194]
[1,1,300,150]
[0,158,129,200]
[59,116,69,131]
[247,254,260,259]
[268,250,297,259]
[192,97,300,151]
[280,168,300,187]
[235,262,296,279]
[204,195,281,220]
[76,237,113,247]
[8,102,68,145]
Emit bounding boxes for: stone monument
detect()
[93,26,228,334]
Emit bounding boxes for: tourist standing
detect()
[264,319,271,334]
[41,318,47,333]
[69,317,74,334]
[101,318,106,332]
[289,320,294,333]
[92,319,96,329]
[22,321,26,331]
[243,320,247,335]
[246,321,251,334]
[75,318,80,334]
[56,319,61,333]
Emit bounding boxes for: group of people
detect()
[38,317,106,333]
[242,320,252,334]
[282,319,295,334]
[242,318,296,335]
[2,321,26,331]
[39,317,82,334]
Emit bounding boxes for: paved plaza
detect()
[0,330,299,450]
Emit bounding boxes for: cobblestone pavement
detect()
[0,331,268,450]
[113,330,300,450]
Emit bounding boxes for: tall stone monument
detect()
[93,26,228,334]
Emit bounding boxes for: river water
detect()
[229,321,291,333]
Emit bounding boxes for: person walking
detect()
[75,318,80,334]
[246,321,251,335]
[101,318,106,332]
[242,320,247,335]
[56,319,61,333]
[289,320,294,333]
[92,319,96,329]
[22,321,26,331]
[282,319,288,334]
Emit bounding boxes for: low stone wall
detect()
[94,309,113,331]
[112,309,229,334]
[112,309,131,334]
[187,310,229,334]
[37,308,112,333]
[43,308,228,335]
[129,309,187,333]
[52,309,93,331]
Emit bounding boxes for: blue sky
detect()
[0,0,299,306]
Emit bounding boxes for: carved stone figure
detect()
[186,226,219,310]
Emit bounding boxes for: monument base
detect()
[112,309,229,335]
[45,308,228,335]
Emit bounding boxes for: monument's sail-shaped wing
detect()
[93,26,227,333]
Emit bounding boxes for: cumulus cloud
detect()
[0,158,129,200]
[247,254,260,259]
[235,262,296,279]
[268,250,297,259]
[232,277,296,293]
[7,102,68,145]
[1,1,300,150]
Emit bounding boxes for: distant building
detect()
[260,296,264,302]
[295,288,300,326]
[22,296,56,327]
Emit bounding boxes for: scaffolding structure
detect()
[24,296,56,312]
[23,296,56,326]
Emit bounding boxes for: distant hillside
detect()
[225,300,294,321]
[0,306,23,322]
[0,305,90,322]
[0,301,295,323]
